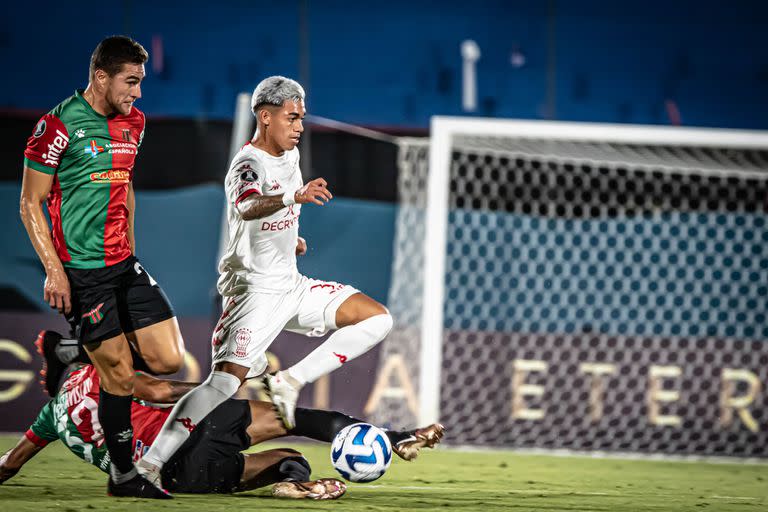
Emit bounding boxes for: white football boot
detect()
[263,370,302,429]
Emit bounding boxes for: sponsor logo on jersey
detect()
[261,213,299,232]
[89,170,131,183]
[138,128,145,146]
[333,352,348,364]
[41,129,69,166]
[268,180,281,191]
[84,140,105,158]
[75,129,85,138]
[122,129,132,142]
[33,120,47,138]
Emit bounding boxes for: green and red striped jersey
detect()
[23,89,145,269]
[25,365,170,472]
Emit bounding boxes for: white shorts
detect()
[211,276,360,378]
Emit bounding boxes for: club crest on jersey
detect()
[84,140,105,158]
[33,120,47,138]
[234,328,251,358]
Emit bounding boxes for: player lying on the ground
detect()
[0,361,444,498]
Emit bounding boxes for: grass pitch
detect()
[1,435,765,511]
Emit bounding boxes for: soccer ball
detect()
[330,422,392,482]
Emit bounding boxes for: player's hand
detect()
[296,237,307,256]
[0,451,19,484]
[44,269,71,315]
[294,178,332,206]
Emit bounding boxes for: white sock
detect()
[287,313,393,385]
[141,371,240,468]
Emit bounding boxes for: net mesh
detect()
[373,131,768,456]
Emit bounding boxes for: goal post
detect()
[380,115,768,457]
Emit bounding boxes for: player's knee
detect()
[147,353,184,375]
[371,311,394,340]
[141,345,185,374]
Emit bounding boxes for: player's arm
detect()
[127,181,136,254]
[0,436,45,484]
[19,168,71,314]
[133,372,198,403]
[237,178,333,221]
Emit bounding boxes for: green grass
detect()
[1,435,765,511]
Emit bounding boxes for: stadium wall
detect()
[1,1,767,129]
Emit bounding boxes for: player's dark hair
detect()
[89,36,148,78]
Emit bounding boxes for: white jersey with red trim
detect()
[217,144,303,295]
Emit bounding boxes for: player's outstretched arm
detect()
[19,168,71,315]
[0,436,45,484]
[237,178,332,221]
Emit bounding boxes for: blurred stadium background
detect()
[1,0,767,508]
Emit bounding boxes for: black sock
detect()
[384,429,413,445]
[278,457,311,482]
[98,389,135,475]
[290,408,359,442]
[290,408,411,446]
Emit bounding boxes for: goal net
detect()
[371,117,768,457]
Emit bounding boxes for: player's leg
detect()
[266,281,393,428]
[245,400,444,461]
[138,293,291,480]
[66,262,171,499]
[120,259,184,375]
[241,450,346,499]
[126,318,185,375]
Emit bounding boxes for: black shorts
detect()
[65,256,175,346]
[161,399,252,494]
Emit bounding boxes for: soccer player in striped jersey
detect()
[0,348,445,498]
[19,36,185,498]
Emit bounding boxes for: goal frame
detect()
[419,115,768,425]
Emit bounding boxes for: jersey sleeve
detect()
[227,158,267,206]
[25,400,59,447]
[23,114,70,175]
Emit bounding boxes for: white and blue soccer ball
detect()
[330,422,392,482]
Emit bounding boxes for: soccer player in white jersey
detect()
[137,76,393,487]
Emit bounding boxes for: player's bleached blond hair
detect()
[250,76,305,116]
